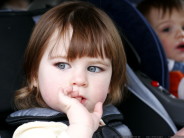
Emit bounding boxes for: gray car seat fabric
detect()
[126,65,177,133]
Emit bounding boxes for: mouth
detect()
[74,96,86,104]
[176,42,184,51]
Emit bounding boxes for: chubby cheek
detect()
[97,93,108,105]
[159,36,169,47]
[156,31,173,49]
[159,37,173,53]
[97,74,112,102]
[38,77,66,110]
[39,83,58,109]
[93,81,110,103]
[87,86,109,113]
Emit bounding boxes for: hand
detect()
[57,87,103,138]
[172,127,184,137]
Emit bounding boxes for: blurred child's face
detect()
[147,8,184,62]
[37,29,112,112]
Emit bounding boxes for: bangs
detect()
[157,0,184,17]
[48,5,113,61]
[138,0,184,18]
[67,23,111,60]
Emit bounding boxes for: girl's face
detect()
[147,8,184,62]
[36,29,112,112]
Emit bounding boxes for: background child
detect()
[10,1,131,137]
[137,0,184,99]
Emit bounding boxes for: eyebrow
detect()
[87,59,111,67]
[155,20,173,28]
[48,54,67,60]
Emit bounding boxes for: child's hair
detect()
[14,1,127,110]
[137,0,184,18]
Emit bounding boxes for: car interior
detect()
[0,0,184,137]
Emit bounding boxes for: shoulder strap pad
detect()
[7,104,121,125]
[6,108,68,126]
[6,104,131,137]
[102,104,123,124]
[100,104,132,137]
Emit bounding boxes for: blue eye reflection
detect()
[88,66,101,72]
[56,63,70,70]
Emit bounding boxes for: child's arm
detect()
[58,87,103,138]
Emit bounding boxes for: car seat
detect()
[0,8,50,138]
[119,33,178,136]
[88,0,184,136]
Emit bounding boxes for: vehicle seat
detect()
[0,8,49,138]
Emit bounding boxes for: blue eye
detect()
[88,66,102,72]
[56,63,70,70]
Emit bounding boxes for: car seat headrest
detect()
[121,33,141,71]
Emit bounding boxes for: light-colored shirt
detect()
[13,121,69,138]
[13,120,105,138]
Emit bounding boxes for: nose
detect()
[176,27,184,39]
[71,71,88,87]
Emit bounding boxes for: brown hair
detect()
[14,1,126,110]
[137,0,184,18]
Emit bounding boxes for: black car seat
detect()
[0,8,50,138]
[88,0,184,136]
[124,64,177,136]
[119,33,177,136]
